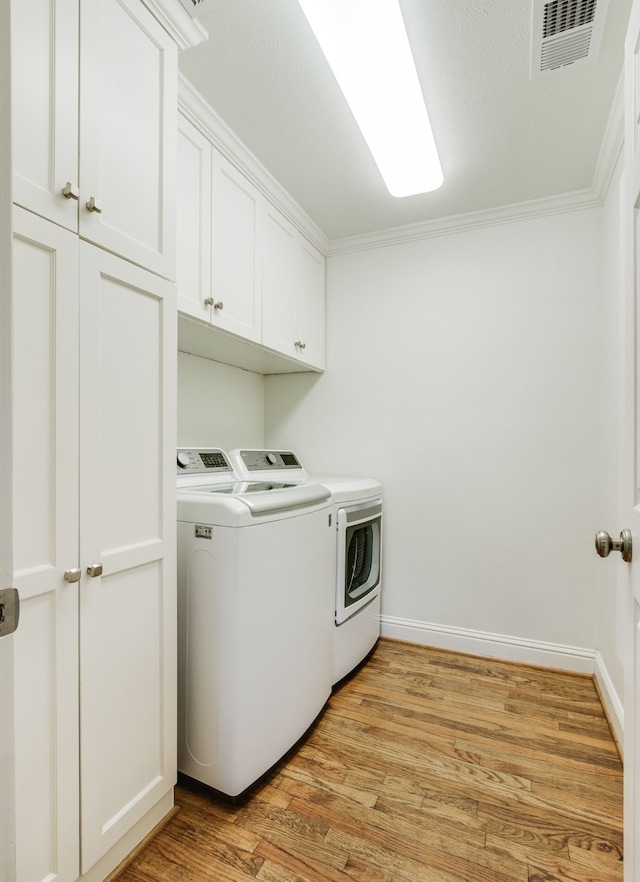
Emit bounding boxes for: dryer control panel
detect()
[176,448,234,475]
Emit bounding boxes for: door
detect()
[78,244,177,873]
[297,238,325,370]
[261,204,297,358]
[12,209,80,882]
[79,0,177,279]
[11,0,79,232]
[623,2,640,877]
[1,4,15,876]
[211,148,262,341]
[176,113,212,322]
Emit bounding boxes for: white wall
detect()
[177,351,265,450]
[266,208,607,666]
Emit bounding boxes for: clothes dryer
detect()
[227,449,382,684]
[176,448,334,797]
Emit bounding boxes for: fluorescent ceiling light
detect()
[297,0,443,198]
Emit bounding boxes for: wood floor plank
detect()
[114,639,622,882]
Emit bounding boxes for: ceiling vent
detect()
[176,0,224,17]
[531,0,610,78]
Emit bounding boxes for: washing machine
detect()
[176,447,334,798]
[227,449,382,685]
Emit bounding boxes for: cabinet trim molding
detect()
[140,0,208,48]
[178,75,328,256]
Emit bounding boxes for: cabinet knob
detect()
[295,340,306,350]
[64,568,81,583]
[86,196,102,214]
[204,297,214,306]
[87,563,103,578]
[213,301,224,310]
[62,181,79,200]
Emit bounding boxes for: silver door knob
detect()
[213,301,223,310]
[204,297,214,306]
[64,568,81,583]
[87,563,103,577]
[86,196,102,213]
[595,530,633,563]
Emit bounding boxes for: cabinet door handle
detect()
[87,563,103,578]
[295,340,306,350]
[62,181,79,200]
[204,297,214,306]
[86,196,102,213]
[213,301,223,310]
[64,568,81,583]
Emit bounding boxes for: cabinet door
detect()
[296,239,326,370]
[12,208,80,882]
[79,0,177,280]
[11,0,79,232]
[177,113,212,323]
[261,204,298,359]
[78,244,177,873]
[211,148,262,342]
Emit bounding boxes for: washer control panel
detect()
[176,448,234,474]
[238,450,301,471]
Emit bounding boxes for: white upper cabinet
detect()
[209,148,263,342]
[176,113,212,322]
[262,206,326,371]
[296,237,326,370]
[11,0,79,233]
[177,124,262,342]
[12,0,177,280]
[177,111,325,372]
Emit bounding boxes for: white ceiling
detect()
[178,0,632,242]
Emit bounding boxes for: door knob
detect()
[85,196,102,213]
[595,530,633,563]
[87,563,103,578]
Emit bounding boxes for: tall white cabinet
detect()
[10,1,188,880]
[13,210,81,882]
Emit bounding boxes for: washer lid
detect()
[177,482,331,524]
[238,482,329,515]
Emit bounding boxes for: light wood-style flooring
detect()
[115,638,623,882]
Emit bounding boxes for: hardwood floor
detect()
[116,639,623,882]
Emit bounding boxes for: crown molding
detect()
[141,0,209,49]
[327,72,625,257]
[325,189,602,256]
[178,75,330,254]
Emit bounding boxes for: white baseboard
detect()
[594,651,624,756]
[380,615,596,674]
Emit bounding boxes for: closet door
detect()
[79,0,177,279]
[78,243,177,873]
[11,0,79,232]
[12,207,80,882]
